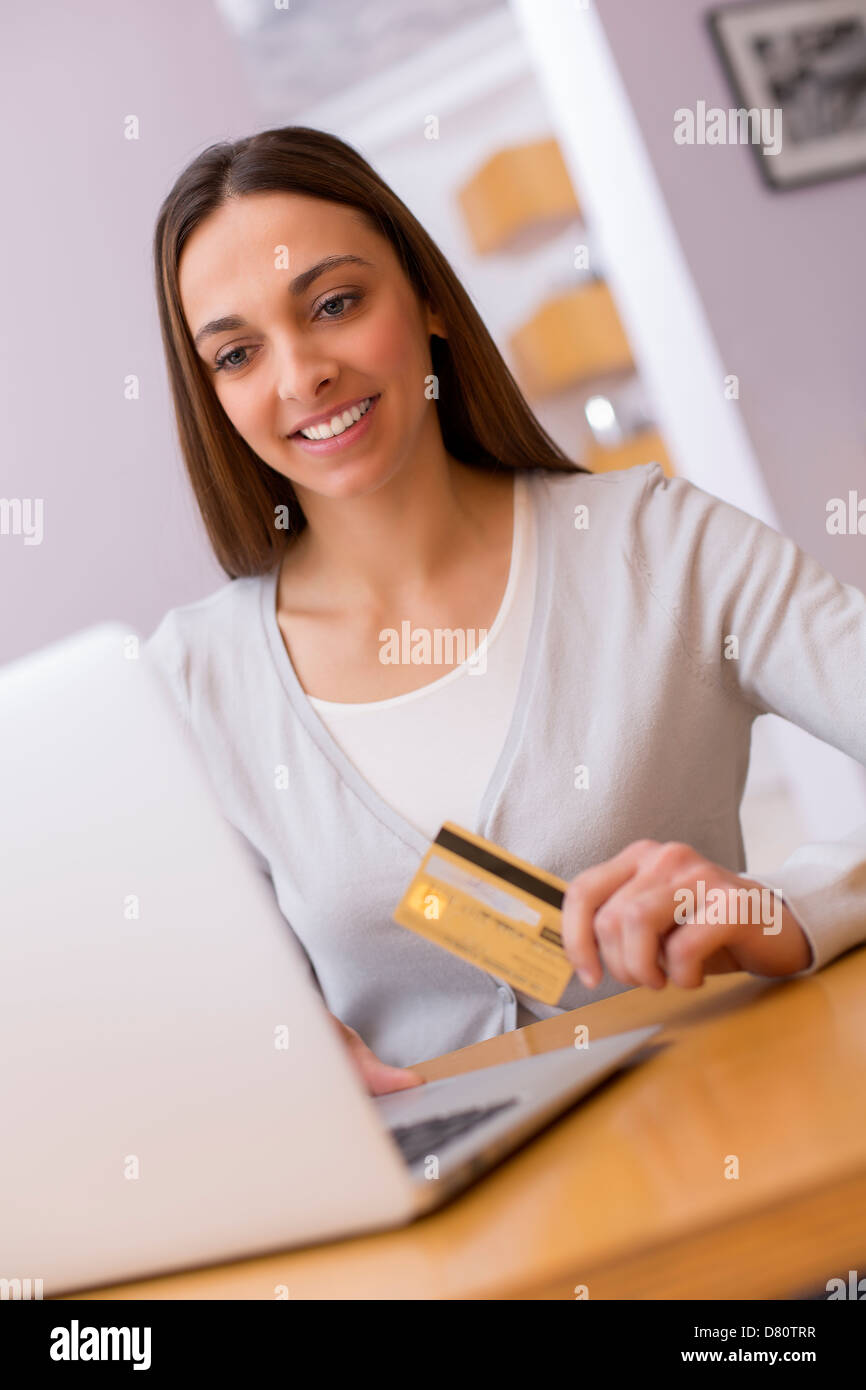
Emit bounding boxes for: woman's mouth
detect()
[289,394,380,454]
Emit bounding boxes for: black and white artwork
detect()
[709,0,866,188]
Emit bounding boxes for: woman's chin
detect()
[286,450,398,501]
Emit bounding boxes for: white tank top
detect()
[308,471,537,842]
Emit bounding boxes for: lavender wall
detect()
[596,0,866,588]
[0,0,257,664]
[3,1,864,669]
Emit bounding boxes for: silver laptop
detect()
[0,623,660,1297]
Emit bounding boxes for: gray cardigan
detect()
[144,462,866,1068]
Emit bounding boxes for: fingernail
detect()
[578,969,594,987]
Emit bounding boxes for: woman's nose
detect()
[274,332,339,403]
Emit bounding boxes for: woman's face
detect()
[178,191,446,502]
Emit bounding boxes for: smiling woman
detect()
[147,124,590,1089]
[146,123,866,1084]
[153,125,584,579]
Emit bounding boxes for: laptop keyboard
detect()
[388,1098,519,1167]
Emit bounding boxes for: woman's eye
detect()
[214,346,252,373]
[315,291,362,320]
[212,292,362,372]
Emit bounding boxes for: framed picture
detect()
[708,0,866,189]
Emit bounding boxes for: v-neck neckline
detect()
[259,469,553,857]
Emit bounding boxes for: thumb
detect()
[330,1013,426,1096]
[361,1054,426,1096]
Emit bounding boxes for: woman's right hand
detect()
[328,1013,426,1096]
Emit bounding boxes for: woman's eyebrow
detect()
[193,254,373,348]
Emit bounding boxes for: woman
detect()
[146,126,866,1094]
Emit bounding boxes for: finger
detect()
[332,1016,425,1094]
[589,879,677,986]
[364,1061,426,1096]
[615,886,681,988]
[702,946,742,974]
[590,897,642,987]
[659,915,742,988]
[561,840,657,987]
[348,1032,426,1095]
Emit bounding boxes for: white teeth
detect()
[299,396,373,440]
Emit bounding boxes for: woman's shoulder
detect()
[536,458,741,532]
[145,573,254,649]
[531,458,669,508]
[143,573,271,706]
[535,460,772,584]
[535,458,664,495]
[531,459,675,535]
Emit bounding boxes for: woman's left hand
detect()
[561,839,813,990]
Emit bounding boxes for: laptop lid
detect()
[0,624,417,1296]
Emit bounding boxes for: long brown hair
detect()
[153,125,588,579]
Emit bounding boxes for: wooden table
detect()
[76,947,866,1300]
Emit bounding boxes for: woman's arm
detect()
[562,463,866,988]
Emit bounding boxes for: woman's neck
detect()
[280,449,514,615]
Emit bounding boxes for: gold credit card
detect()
[393,822,573,1005]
